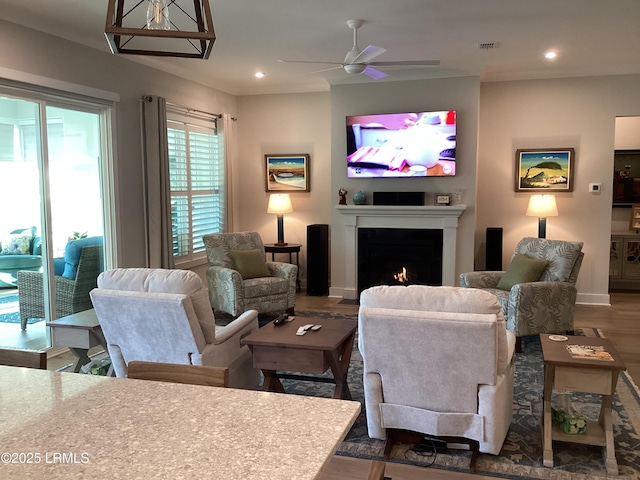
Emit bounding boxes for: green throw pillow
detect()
[496,254,548,291]
[228,249,272,279]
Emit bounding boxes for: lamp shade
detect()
[267,194,293,215]
[526,194,558,218]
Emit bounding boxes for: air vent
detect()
[478,42,499,50]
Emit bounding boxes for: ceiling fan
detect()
[278,19,440,80]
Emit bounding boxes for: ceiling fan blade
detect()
[363,66,388,80]
[277,59,342,65]
[369,60,441,67]
[307,65,344,74]
[351,45,386,64]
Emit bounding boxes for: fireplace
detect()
[335,204,466,300]
[357,228,443,295]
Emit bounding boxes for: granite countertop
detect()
[0,366,360,479]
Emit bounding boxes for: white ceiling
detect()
[2,0,640,96]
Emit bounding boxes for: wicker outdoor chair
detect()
[17,245,102,330]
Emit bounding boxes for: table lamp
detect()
[526,194,558,238]
[267,194,293,246]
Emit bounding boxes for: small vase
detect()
[353,191,367,205]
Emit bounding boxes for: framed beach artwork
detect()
[265,154,310,192]
[515,148,575,192]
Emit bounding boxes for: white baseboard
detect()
[329,286,358,300]
[576,293,611,306]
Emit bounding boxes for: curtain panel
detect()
[141,95,174,269]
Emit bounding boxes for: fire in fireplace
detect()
[357,227,443,295]
[393,267,409,283]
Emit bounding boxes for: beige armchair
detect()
[90,268,260,389]
[460,237,584,351]
[358,285,515,464]
[203,231,297,316]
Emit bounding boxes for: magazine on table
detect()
[565,344,614,361]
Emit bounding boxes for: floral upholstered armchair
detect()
[203,231,297,317]
[460,237,584,352]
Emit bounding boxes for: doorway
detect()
[0,92,114,351]
[610,116,640,292]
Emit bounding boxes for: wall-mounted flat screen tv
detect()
[346,111,456,178]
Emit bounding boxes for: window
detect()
[167,115,224,264]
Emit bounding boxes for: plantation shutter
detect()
[166,107,223,264]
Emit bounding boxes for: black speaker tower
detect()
[306,224,329,295]
[485,227,503,271]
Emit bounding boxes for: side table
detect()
[47,309,113,376]
[264,243,301,291]
[540,334,626,475]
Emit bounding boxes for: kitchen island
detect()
[0,365,360,479]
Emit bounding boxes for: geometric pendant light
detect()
[105,0,215,59]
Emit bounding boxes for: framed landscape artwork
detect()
[515,148,574,192]
[265,154,310,192]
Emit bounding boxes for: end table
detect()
[264,243,301,291]
[540,334,626,475]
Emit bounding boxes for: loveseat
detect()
[0,227,42,288]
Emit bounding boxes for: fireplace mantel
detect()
[336,204,466,300]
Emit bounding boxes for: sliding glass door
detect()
[0,91,113,350]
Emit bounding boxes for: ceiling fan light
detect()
[344,64,366,75]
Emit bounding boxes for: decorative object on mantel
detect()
[352,191,367,205]
[434,193,452,206]
[338,188,348,205]
[515,148,574,192]
[267,194,293,246]
[526,194,558,238]
[104,0,215,59]
[630,205,640,232]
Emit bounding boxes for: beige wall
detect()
[478,75,640,305]
[235,92,332,285]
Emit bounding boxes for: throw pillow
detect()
[0,232,33,255]
[228,249,271,279]
[496,254,548,291]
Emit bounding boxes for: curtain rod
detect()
[166,101,221,119]
[141,96,236,121]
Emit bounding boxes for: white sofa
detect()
[358,285,516,455]
[90,268,260,389]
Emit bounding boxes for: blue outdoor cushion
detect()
[62,236,103,279]
[53,257,66,276]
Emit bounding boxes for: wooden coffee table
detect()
[241,316,357,399]
[540,334,627,475]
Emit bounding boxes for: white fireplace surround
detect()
[335,204,466,300]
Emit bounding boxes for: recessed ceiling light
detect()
[544,51,557,60]
[255,72,265,78]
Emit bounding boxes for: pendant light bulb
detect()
[147,0,170,30]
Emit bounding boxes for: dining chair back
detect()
[0,348,47,369]
[127,361,229,387]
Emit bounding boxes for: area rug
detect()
[0,293,41,325]
[273,310,640,480]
